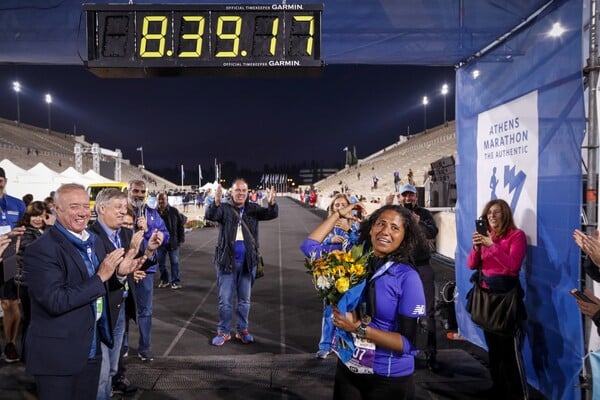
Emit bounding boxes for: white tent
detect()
[55,166,95,184]
[0,159,108,200]
[0,159,26,178]
[18,162,59,183]
[60,166,85,178]
[83,169,111,182]
[28,162,59,176]
[199,181,218,191]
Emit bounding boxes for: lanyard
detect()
[369,260,395,282]
[0,197,6,222]
[85,243,103,321]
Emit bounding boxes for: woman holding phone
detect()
[466,199,528,400]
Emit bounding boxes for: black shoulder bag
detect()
[465,261,521,336]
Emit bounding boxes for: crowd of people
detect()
[0,169,191,399]
[3,160,600,400]
[0,165,285,399]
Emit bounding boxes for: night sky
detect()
[0,63,455,178]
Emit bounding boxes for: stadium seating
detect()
[0,117,178,193]
[313,121,457,212]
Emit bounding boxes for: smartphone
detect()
[570,288,595,303]
[475,218,488,236]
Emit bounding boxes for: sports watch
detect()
[355,315,371,339]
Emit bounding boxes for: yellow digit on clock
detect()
[140,15,167,58]
[179,16,205,57]
[216,16,242,57]
[293,16,314,55]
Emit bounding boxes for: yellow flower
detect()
[341,252,354,263]
[335,277,350,293]
[304,244,371,304]
[314,258,328,271]
[330,250,344,260]
[350,263,365,276]
[333,265,346,276]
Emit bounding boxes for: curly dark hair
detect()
[357,205,429,265]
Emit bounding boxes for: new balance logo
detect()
[412,304,426,315]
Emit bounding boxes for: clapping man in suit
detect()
[22,183,144,400]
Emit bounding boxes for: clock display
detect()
[84,3,323,72]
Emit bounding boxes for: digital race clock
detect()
[83,3,323,76]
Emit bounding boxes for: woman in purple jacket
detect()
[302,203,428,399]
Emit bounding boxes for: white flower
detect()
[316,275,332,290]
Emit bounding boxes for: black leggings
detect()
[333,360,415,400]
[484,328,529,399]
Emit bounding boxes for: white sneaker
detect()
[315,349,331,359]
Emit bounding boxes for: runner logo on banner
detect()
[476,90,539,245]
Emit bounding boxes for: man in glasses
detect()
[127,180,168,362]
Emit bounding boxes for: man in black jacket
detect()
[205,180,278,346]
[156,192,186,289]
[388,183,440,371]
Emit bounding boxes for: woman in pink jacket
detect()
[466,199,528,400]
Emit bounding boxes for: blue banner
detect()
[455,1,584,399]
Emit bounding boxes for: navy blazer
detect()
[22,226,107,376]
[88,222,138,329]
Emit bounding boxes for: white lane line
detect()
[162,235,216,357]
[278,216,287,354]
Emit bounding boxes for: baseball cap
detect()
[399,184,416,194]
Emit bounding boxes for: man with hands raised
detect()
[205,180,278,346]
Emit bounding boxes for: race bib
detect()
[332,333,376,374]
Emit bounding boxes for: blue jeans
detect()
[319,302,334,352]
[157,247,181,284]
[97,305,125,400]
[135,274,154,353]
[216,262,256,334]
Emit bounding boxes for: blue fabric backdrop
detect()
[454,1,585,399]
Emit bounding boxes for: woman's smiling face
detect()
[369,209,405,257]
[486,205,503,231]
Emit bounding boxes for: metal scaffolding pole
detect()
[587,0,599,234]
[584,2,599,399]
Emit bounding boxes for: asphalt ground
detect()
[0,196,546,399]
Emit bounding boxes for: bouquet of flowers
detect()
[304,244,370,304]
